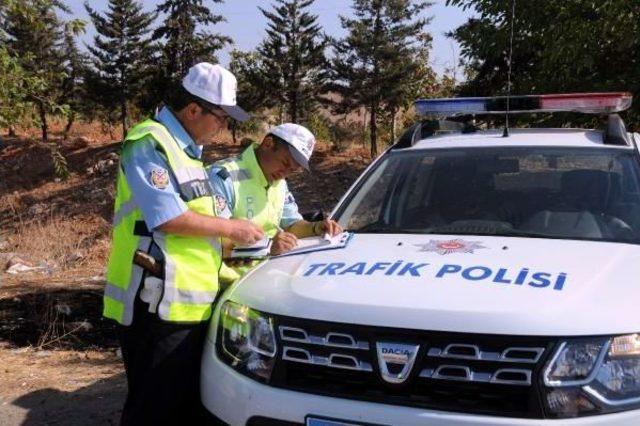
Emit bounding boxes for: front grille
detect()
[269,315,557,418]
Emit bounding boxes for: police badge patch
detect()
[415,239,487,255]
[214,194,227,215]
[150,168,169,189]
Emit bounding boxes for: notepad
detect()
[273,232,353,257]
[229,237,273,259]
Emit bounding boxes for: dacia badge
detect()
[376,342,420,384]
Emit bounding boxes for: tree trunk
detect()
[8,126,16,137]
[362,107,367,148]
[289,91,297,123]
[38,101,48,142]
[232,124,237,144]
[391,107,397,142]
[370,105,377,158]
[121,100,128,139]
[63,113,75,140]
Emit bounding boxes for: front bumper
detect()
[201,340,640,426]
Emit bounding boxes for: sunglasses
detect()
[197,102,230,121]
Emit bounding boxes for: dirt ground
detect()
[0,121,371,425]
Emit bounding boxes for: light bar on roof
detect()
[415,92,633,116]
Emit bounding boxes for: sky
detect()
[65,0,475,78]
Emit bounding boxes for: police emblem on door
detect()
[376,342,420,384]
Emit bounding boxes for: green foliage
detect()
[49,142,70,179]
[2,0,83,141]
[152,0,231,101]
[229,49,266,114]
[59,20,89,136]
[85,0,156,136]
[235,118,263,136]
[330,0,435,156]
[330,121,361,152]
[256,0,329,123]
[0,46,44,128]
[303,112,332,143]
[433,73,458,98]
[447,0,640,129]
[302,112,363,152]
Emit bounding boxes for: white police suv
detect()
[202,93,640,425]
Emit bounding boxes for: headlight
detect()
[543,334,640,418]
[217,300,277,382]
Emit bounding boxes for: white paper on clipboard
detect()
[229,237,272,259]
[274,232,353,257]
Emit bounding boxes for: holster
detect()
[133,250,165,279]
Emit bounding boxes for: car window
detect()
[340,158,397,231]
[337,147,640,244]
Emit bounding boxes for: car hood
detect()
[228,234,640,336]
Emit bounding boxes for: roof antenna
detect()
[503,0,517,138]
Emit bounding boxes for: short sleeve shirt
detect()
[207,163,303,228]
[120,106,207,230]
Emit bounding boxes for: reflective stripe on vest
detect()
[104,236,151,325]
[113,199,138,228]
[218,144,286,237]
[216,144,286,279]
[104,119,221,325]
[227,169,251,181]
[132,124,213,202]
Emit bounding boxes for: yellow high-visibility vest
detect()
[216,144,286,277]
[104,119,221,325]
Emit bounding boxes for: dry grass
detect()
[6,214,110,274]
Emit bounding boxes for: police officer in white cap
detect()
[104,62,263,425]
[208,123,343,276]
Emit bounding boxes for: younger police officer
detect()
[208,123,342,270]
[103,63,263,425]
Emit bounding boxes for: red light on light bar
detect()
[540,93,632,113]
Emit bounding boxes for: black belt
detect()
[134,221,152,237]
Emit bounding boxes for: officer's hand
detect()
[270,230,298,255]
[315,219,343,237]
[224,258,255,267]
[227,219,264,245]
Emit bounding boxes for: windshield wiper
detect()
[419,228,575,239]
[350,223,417,234]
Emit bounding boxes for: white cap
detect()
[268,123,316,170]
[182,62,249,122]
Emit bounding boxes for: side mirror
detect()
[302,210,325,222]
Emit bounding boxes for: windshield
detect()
[337,147,640,244]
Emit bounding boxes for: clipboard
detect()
[273,232,353,258]
[229,237,273,259]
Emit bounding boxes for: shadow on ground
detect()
[10,372,126,426]
[0,288,118,350]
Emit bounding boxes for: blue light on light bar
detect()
[414,98,488,115]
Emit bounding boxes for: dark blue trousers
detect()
[116,296,214,425]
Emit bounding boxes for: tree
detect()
[447,0,640,128]
[85,0,156,136]
[228,49,266,143]
[257,0,328,123]
[152,0,231,99]
[0,45,45,131]
[59,20,89,138]
[229,49,266,113]
[384,31,437,142]
[331,0,433,157]
[2,0,83,142]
